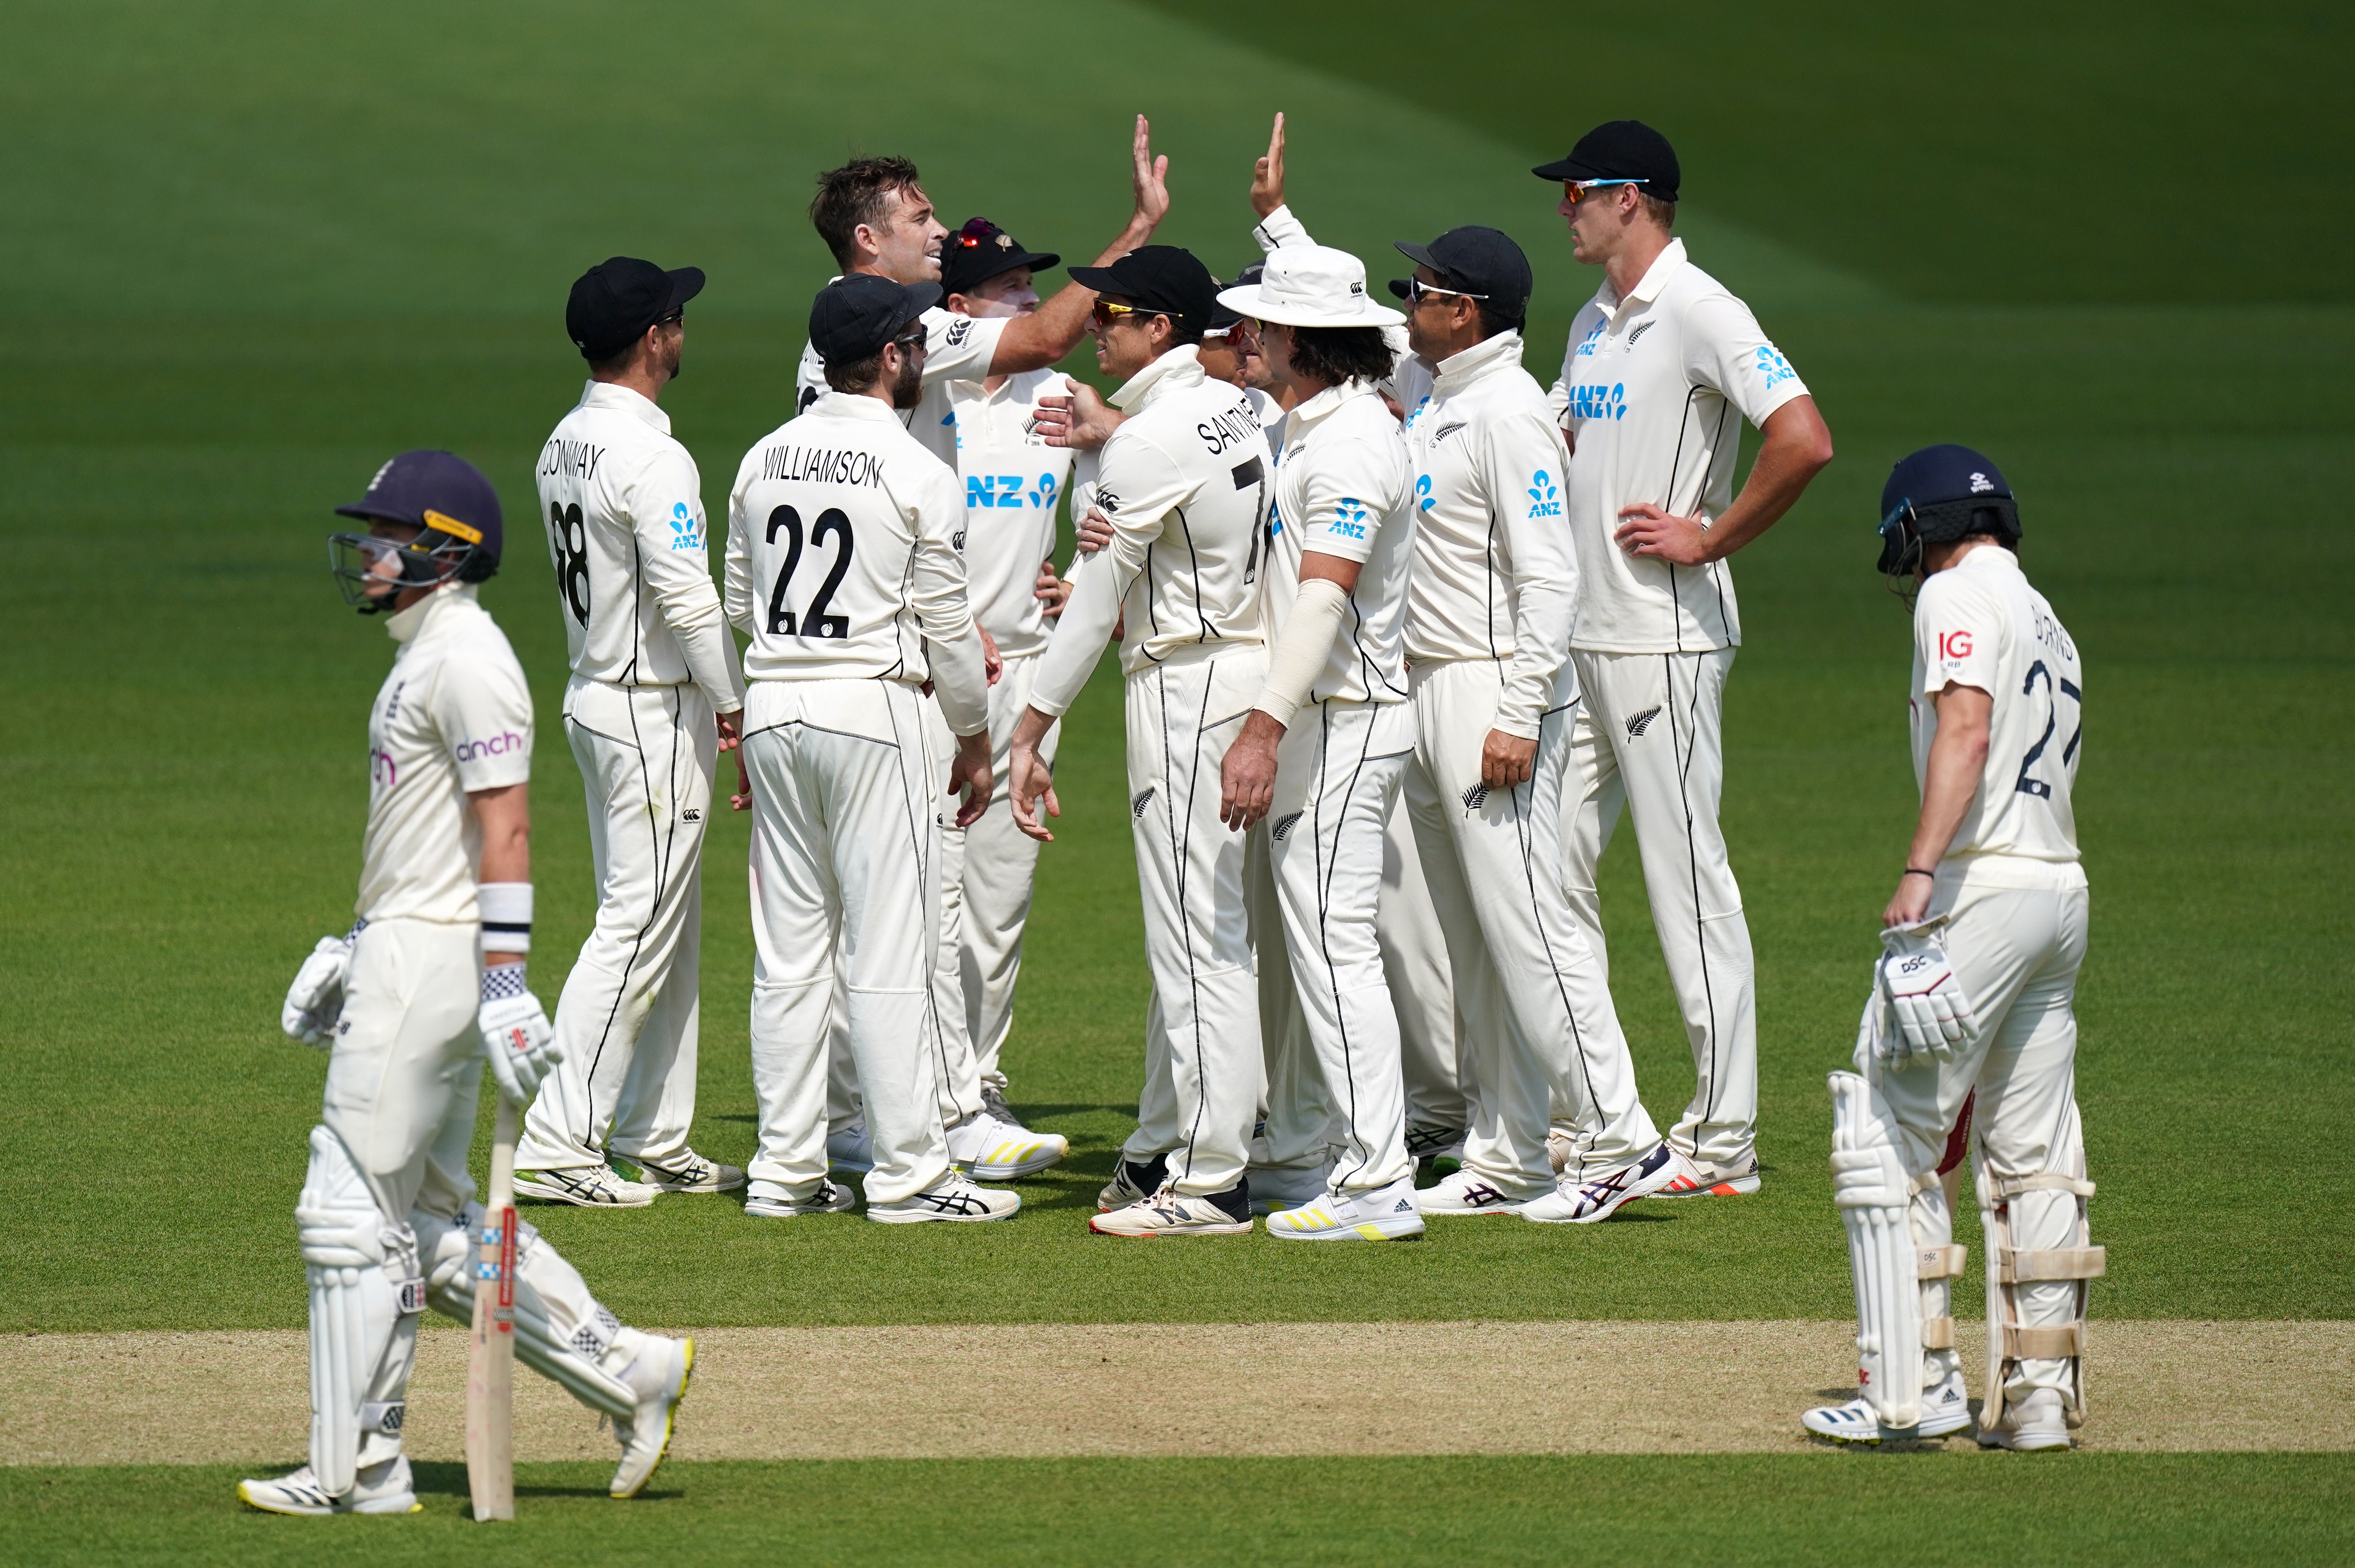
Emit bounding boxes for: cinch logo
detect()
[1527,469,1562,519]
[1574,319,1606,359]
[668,501,701,551]
[1328,498,1369,540]
[370,747,398,789]
[455,731,524,762]
[1415,474,1434,514]
[1754,345,1797,390]
[1938,630,1974,661]
[1566,382,1626,421]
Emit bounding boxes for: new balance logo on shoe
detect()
[1626,705,1662,738]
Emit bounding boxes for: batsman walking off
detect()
[1803,445,2103,1451]
[515,257,748,1206]
[240,452,691,1517]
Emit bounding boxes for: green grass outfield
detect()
[1,0,2349,1557]
[9,1457,2354,1567]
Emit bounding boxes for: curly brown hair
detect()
[810,156,923,266]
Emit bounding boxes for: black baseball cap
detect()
[1206,261,1264,334]
[939,217,1060,299]
[566,256,705,361]
[1388,227,1534,320]
[334,450,505,564]
[1067,245,1220,331]
[1533,120,1681,203]
[809,273,942,364]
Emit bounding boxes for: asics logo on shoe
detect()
[1626,705,1662,738]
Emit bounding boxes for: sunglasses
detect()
[1091,299,1165,328]
[1562,177,1648,202]
[1405,276,1488,307]
[890,324,928,352]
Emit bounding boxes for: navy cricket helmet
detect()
[328,450,504,614]
[1876,444,2021,583]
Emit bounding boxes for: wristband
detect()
[481,959,529,1003]
[480,881,532,952]
[1902,868,1936,880]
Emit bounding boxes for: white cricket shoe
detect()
[1520,1141,1679,1224]
[608,1331,693,1498]
[1246,1162,1329,1215]
[1414,1169,1540,1216]
[1097,1152,1170,1212]
[1802,1367,1972,1444]
[825,1123,874,1176]
[865,1176,1021,1224]
[618,1149,746,1194]
[514,1164,660,1208]
[1090,1186,1254,1237]
[1656,1148,1762,1198]
[1265,1178,1426,1241]
[1978,1387,2074,1452]
[235,1456,419,1516]
[743,1180,857,1219]
[946,1110,1069,1180]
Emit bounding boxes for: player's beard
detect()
[659,334,683,383]
[888,351,922,410]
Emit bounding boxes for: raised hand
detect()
[1250,111,1287,218]
[1131,114,1170,234]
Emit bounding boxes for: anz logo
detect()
[1327,498,1370,540]
[1754,345,1797,390]
[1527,469,1562,520]
[1415,473,1434,514]
[967,473,1061,511]
[1404,395,1432,430]
[667,501,702,551]
[1566,382,1626,422]
[1573,318,1607,359]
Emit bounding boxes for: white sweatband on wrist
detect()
[482,959,529,1003]
[1253,577,1349,730]
[479,882,533,953]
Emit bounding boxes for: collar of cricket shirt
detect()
[579,378,672,436]
[1593,237,1688,322]
[1284,377,1374,440]
[1108,343,1204,413]
[1431,327,1526,394]
[809,389,905,423]
[385,581,478,645]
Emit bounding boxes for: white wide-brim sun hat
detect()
[1215,244,1405,329]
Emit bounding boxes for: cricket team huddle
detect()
[240,112,2108,1515]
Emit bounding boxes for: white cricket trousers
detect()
[1267,698,1417,1193]
[1863,859,2093,1404]
[313,918,637,1476]
[519,678,712,1174]
[1121,648,1266,1198]
[1380,793,1467,1134]
[907,653,1064,1127]
[1403,658,1660,1193]
[744,679,952,1206]
[1562,648,1758,1174]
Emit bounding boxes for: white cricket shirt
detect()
[355,585,534,927]
[1910,545,2083,866]
[1399,329,1579,739]
[933,366,1077,657]
[1029,346,1270,715]
[724,391,988,738]
[535,381,743,714]
[1260,379,1413,707]
[1551,239,1810,654]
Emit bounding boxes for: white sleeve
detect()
[1029,549,1121,719]
[906,464,988,736]
[626,445,744,711]
[920,307,1009,388]
[1683,292,1810,428]
[1914,575,2002,697]
[722,454,755,636]
[1254,576,1347,728]
[1253,204,1314,253]
[1293,434,1395,567]
[1483,408,1578,739]
[436,641,535,792]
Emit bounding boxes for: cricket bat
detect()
[465,1094,519,1521]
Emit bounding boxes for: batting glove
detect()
[1876,921,1975,1065]
[281,933,354,1048]
[479,959,559,1102]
